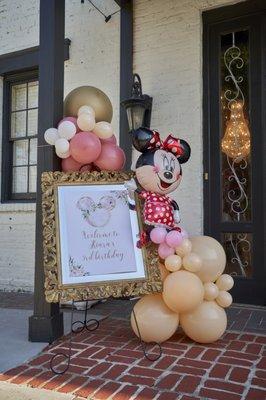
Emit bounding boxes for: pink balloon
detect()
[180,228,189,239]
[70,132,101,164]
[166,231,183,248]
[80,164,92,172]
[100,134,117,145]
[94,143,125,171]
[58,117,79,131]
[61,156,83,172]
[158,243,175,259]
[150,227,167,244]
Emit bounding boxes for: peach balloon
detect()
[94,143,125,171]
[77,105,95,118]
[163,270,204,313]
[62,156,83,172]
[203,282,219,301]
[216,274,234,291]
[175,238,192,258]
[180,301,227,343]
[182,252,202,272]
[190,236,226,283]
[77,113,95,132]
[165,254,182,272]
[131,294,179,343]
[216,291,233,308]
[93,121,114,139]
[159,262,170,282]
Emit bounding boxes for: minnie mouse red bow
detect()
[148,131,184,157]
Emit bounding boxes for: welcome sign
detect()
[42,171,161,302]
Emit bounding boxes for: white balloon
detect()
[78,105,95,118]
[55,138,70,154]
[58,121,76,140]
[56,148,70,159]
[44,128,59,145]
[77,113,95,132]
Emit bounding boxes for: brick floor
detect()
[0,317,265,399]
[1,292,266,335]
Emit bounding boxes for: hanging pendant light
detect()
[221,100,250,161]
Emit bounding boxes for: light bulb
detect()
[221,101,251,160]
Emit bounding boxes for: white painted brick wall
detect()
[0,0,243,291]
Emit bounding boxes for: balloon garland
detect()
[44,104,125,172]
[44,85,234,345]
[129,127,234,344]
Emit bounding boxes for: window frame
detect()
[2,69,38,203]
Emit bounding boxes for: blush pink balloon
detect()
[100,134,117,145]
[79,164,92,172]
[165,231,183,248]
[94,143,125,171]
[70,132,101,164]
[58,116,79,131]
[158,243,175,259]
[180,228,189,239]
[150,227,167,244]
[61,156,83,172]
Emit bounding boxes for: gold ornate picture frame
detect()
[42,171,162,303]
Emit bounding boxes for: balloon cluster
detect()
[44,105,125,172]
[132,235,234,343]
[150,226,188,260]
[131,235,234,344]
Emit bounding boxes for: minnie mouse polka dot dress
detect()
[139,191,175,229]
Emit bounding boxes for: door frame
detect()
[202,0,266,305]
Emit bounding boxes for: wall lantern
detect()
[121,73,153,131]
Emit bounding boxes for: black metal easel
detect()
[50,299,162,375]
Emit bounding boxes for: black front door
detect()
[203,1,266,305]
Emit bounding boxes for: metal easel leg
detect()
[132,308,162,362]
[50,300,100,374]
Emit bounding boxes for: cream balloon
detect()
[216,291,233,308]
[55,138,70,154]
[44,128,59,145]
[180,301,227,343]
[131,294,179,343]
[58,121,76,140]
[190,236,226,283]
[77,113,95,132]
[182,252,202,272]
[203,282,219,301]
[159,262,170,282]
[165,254,182,272]
[78,105,95,118]
[64,86,113,122]
[163,270,204,313]
[175,238,192,258]
[56,149,70,159]
[93,121,114,139]
[216,274,234,291]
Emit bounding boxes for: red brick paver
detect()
[0,317,265,399]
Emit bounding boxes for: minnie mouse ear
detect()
[178,139,191,164]
[77,196,94,211]
[131,127,154,152]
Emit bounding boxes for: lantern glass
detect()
[126,105,146,131]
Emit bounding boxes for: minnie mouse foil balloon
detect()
[129,127,191,247]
